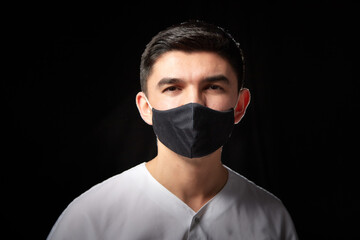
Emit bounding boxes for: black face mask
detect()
[151,102,235,158]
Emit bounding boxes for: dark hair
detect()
[140,20,245,94]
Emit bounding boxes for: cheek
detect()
[206,95,235,111]
[153,97,182,111]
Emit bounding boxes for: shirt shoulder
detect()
[72,162,146,206]
[225,165,282,206]
[47,163,147,240]
[222,165,298,239]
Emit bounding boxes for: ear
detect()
[234,88,251,124]
[135,92,153,125]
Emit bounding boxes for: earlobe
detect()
[234,88,251,124]
[135,92,153,125]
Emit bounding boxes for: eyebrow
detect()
[157,74,230,88]
[157,78,184,88]
[203,75,230,85]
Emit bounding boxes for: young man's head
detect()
[140,20,245,96]
[136,20,250,159]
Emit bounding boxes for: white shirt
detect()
[47,163,298,240]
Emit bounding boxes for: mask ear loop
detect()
[143,94,153,110]
[233,88,246,125]
[144,94,159,146]
[233,88,243,110]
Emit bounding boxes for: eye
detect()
[162,86,181,93]
[206,84,224,91]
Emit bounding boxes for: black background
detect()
[4,1,357,239]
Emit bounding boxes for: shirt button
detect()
[194,217,200,223]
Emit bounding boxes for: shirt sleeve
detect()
[46,195,101,240]
[280,205,299,240]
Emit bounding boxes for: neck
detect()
[146,140,228,212]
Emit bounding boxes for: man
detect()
[47,20,298,239]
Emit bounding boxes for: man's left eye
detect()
[207,85,223,90]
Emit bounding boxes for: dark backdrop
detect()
[4,1,357,239]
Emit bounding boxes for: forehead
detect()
[147,51,237,86]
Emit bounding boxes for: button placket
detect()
[192,212,203,225]
[189,213,203,231]
[188,215,206,240]
[187,206,208,239]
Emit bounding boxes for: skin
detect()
[136,51,250,212]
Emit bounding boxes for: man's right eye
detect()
[163,86,179,92]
